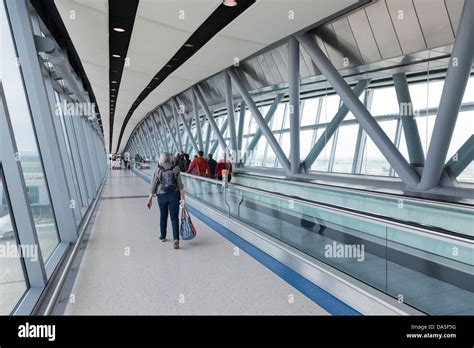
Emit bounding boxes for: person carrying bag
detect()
[180,206,197,240]
[146,152,186,249]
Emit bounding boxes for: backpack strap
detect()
[157,165,163,182]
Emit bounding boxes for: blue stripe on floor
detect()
[133,168,360,316]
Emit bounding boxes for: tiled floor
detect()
[63,170,327,315]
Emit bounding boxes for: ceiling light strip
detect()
[108,0,139,152]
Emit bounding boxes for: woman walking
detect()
[146,152,185,249]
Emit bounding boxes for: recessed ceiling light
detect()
[165,64,173,68]
[111,81,117,83]
[153,77,159,80]
[111,89,116,91]
[223,0,238,6]
[112,54,121,58]
[113,27,125,32]
[184,43,193,48]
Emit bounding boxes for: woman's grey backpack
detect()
[158,165,178,192]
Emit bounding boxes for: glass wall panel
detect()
[409,80,445,110]
[319,94,340,124]
[332,124,359,173]
[370,87,398,116]
[416,115,436,156]
[280,132,290,160]
[300,99,318,126]
[458,162,474,183]
[54,92,84,211]
[248,137,267,167]
[248,111,258,134]
[300,129,314,160]
[447,111,473,161]
[271,103,286,130]
[462,77,474,103]
[1,8,60,261]
[0,169,28,314]
[311,128,333,172]
[360,120,397,176]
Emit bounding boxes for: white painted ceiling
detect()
[54,0,358,153]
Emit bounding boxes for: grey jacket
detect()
[150,164,184,195]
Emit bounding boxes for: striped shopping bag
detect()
[180,206,197,240]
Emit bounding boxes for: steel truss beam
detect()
[237,101,246,152]
[247,93,285,151]
[228,68,291,173]
[194,85,228,152]
[224,72,238,161]
[420,0,474,190]
[159,107,180,151]
[153,113,169,153]
[172,97,199,153]
[297,33,420,189]
[352,89,372,174]
[170,103,183,151]
[191,91,204,151]
[145,118,160,156]
[204,122,212,155]
[149,113,164,153]
[139,127,151,158]
[393,73,424,166]
[289,37,301,174]
[304,79,369,171]
[210,117,229,156]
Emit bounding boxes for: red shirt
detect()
[187,157,211,177]
[216,160,232,177]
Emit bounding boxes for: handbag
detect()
[180,206,197,240]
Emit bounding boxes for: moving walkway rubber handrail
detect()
[233,171,474,211]
[179,172,473,246]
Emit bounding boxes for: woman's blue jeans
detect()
[157,191,180,241]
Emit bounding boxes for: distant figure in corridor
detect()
[187,150,211,177]
[207,153,217,178]
[216,153,232,183]
[175,151,189,172]
[183,153,191,170]
[146,152,186,250]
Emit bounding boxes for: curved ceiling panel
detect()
[55,0,361,153]
[118,0,359,153]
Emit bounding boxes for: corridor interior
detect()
[55,169,327,315]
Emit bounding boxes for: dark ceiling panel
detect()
[108,0,139,152]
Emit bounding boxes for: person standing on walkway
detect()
[187,150,211,177]
[216,153,233,182]
[146,152,185,249]
[207,153,217,178]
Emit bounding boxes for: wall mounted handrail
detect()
[233,170,474,211]
[178,172,473,246]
